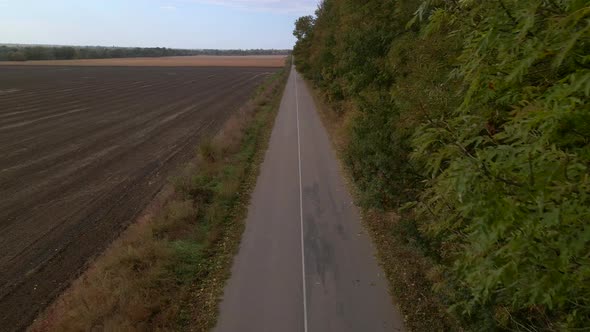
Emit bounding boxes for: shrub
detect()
[294,0,590,330]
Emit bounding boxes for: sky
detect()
[0,0,318,49]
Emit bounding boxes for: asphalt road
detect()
[214,66,405,332]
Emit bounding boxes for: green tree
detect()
[293,15,315,41]
[293,0,590,330]
[293,15,316,73]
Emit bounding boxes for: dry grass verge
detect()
[29,60,290,332]
[305,81,460,332]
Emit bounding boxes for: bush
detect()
[413,1,590,329]
[294,0,590,330]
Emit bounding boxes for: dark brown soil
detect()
[0,55,287,68]
[0,65,278,331]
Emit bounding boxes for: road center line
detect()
[294,68,309,332]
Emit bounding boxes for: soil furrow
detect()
[0,65,278,331]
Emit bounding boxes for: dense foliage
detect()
[294,0,590,330]
[0,45,290,61]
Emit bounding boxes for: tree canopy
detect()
[294,0,590,330]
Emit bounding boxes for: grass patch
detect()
[305,80,461,332]
[30,60,290,332]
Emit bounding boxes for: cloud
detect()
[160,5,178,10]
[182,0,318,14]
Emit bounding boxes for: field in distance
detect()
[0,64,280,330]
[0,55,287,67]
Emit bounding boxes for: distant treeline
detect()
[0,45,291,61]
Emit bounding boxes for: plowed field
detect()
[0,65,279,330]
[0,55,287,67]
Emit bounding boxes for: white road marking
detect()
[294,68,309,332]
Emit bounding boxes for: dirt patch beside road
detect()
[0,65,279,331]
